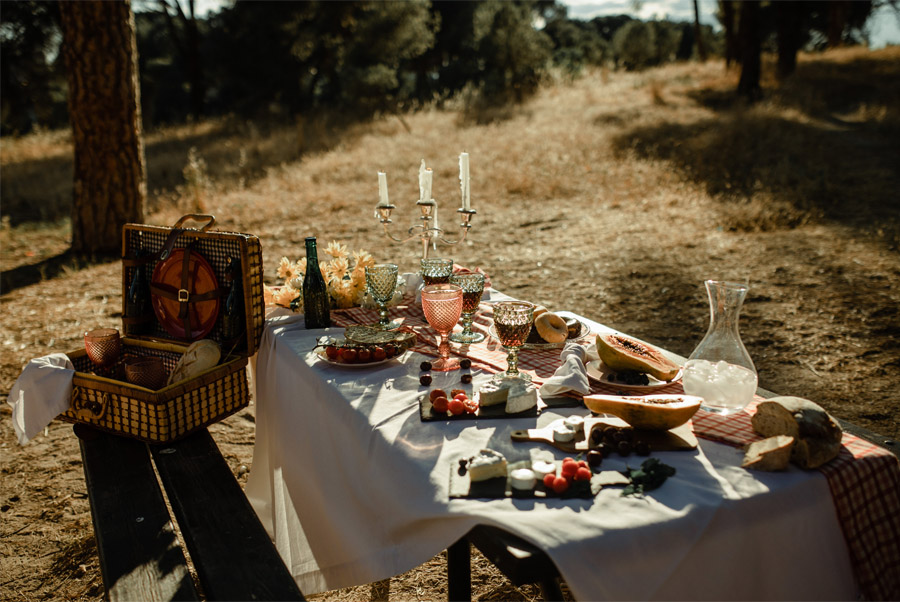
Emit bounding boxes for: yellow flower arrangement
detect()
[265,241,377,312]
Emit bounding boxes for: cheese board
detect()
[419,394,539,421]
[510,416,698,453]
[449,459,629,499]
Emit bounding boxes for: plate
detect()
[585,360,683,391]
[151,249,220,341]
[488,318,591,350]
[314,348,407,368]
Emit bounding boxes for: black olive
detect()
[635,441,651,456]
[461,373,473,384]
[587,450,603,468]
[589,427,604,447]
[617,440,633,457]
[420,374,432,386]
[420,361,432,371]
[460,358,472,369]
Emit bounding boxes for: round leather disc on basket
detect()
[151,249,221,341]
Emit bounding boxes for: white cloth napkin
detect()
[7,353,75,445]
[540,341,592,397]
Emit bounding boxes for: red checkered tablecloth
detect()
[332,300,900,600]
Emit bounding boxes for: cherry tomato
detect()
[431,396,449,414]
[551,476,570,494]
[463,398,479,414]
[325,346,339,360]
[450,389,465,399]
[542,473,557,489]
[453,393,468,402]
[372,347,386,361]
[357,348,372,363]
[340,347,358,363]
[429,389,448,402]
[561,461,578,479]
[448,399,465,415]
[574,467,592,481]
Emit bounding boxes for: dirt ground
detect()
[2,53,899,601]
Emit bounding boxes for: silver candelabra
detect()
[375,201,476,260]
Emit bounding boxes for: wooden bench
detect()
[74,425,305,601]
[445,393,899,602]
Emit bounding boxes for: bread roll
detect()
[742,435,795,471]
[534,312,567,343]
[168,339,222,386]
[751,396,842,469]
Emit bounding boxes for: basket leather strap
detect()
[149,244,223,341]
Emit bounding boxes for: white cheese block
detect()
[478,381,509,407]
[505,383,538,414]
[531,460,556,479]
[467,449,508,482]
[564,415,585,430]
[552,424,575,442]
[510,468,536,490]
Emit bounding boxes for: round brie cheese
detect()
[552,424,576,442]
[510,468,536,490]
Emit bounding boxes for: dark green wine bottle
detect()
[124,235,152,336]
[221,256,245,343]
[302,237,331,329]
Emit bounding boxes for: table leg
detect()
[447,537,471,602]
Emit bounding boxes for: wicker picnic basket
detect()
[58,214,264,443]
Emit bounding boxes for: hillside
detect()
[2,48,899,600]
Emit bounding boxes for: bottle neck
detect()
[306,241,319,265]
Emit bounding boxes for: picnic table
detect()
[245,288,900,600]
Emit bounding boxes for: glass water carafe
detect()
[682,280,757,415]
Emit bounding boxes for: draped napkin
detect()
[8,353,75,445]
[539,342,593,398]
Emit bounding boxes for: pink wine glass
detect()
[421,283,463,371]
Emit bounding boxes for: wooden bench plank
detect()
[150,429,305,601]
[77,426,199,602]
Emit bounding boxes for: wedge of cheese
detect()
[506,382,538,414]
[467,449,508,482]
[477,381,509,407]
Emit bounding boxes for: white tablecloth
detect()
[246,310,857,600]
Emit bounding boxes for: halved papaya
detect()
[595,333,680,381]
[583,394,702,430]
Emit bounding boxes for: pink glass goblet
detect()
[421,283,463,371]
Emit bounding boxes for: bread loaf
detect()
[742,435,795,471]
[751,396,842,469]
[167,339,222,386]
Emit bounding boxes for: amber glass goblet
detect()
[492,301,534,382]
[448,273,485,344]
[421,283,463,371]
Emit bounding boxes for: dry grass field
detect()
[2,47,899,601]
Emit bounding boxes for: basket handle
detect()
[173,214,216,231]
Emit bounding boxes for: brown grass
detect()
[2,48,899,601]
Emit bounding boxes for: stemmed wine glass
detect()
[421,258,453,285]
[365,263,402,330]
[492,301,534,382]
[448,272,485,344]
[421,283,463,371]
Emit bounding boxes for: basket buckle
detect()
[178,289,190,302]
[71,387,109,421]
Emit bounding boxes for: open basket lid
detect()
[121,214,265,357]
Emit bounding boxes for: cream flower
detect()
[276,257,295,280]
[352,250,375,270]
[325,257,350,282]
[273,285,301,308]
[324,240,349,260]
[263,285,276,306]
[296,257,307,276]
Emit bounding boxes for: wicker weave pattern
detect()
[60,341,249,443]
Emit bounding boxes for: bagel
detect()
[534,312,568,343]
[532,305,549,319]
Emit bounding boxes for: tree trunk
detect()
[59,0,146,256]
[693,0,707,62]
[722,0,739,68]
[736,0,761,101]
[776,1,803,80]
[828,1,850,48]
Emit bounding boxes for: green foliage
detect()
[613,20,657,71]
[543,8,609,77]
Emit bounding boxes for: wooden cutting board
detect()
[510,416,698,453]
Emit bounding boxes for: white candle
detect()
[377,171,389,207]
[418,159,427,201]
[423,168,433,203]
[459,152,470,210]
